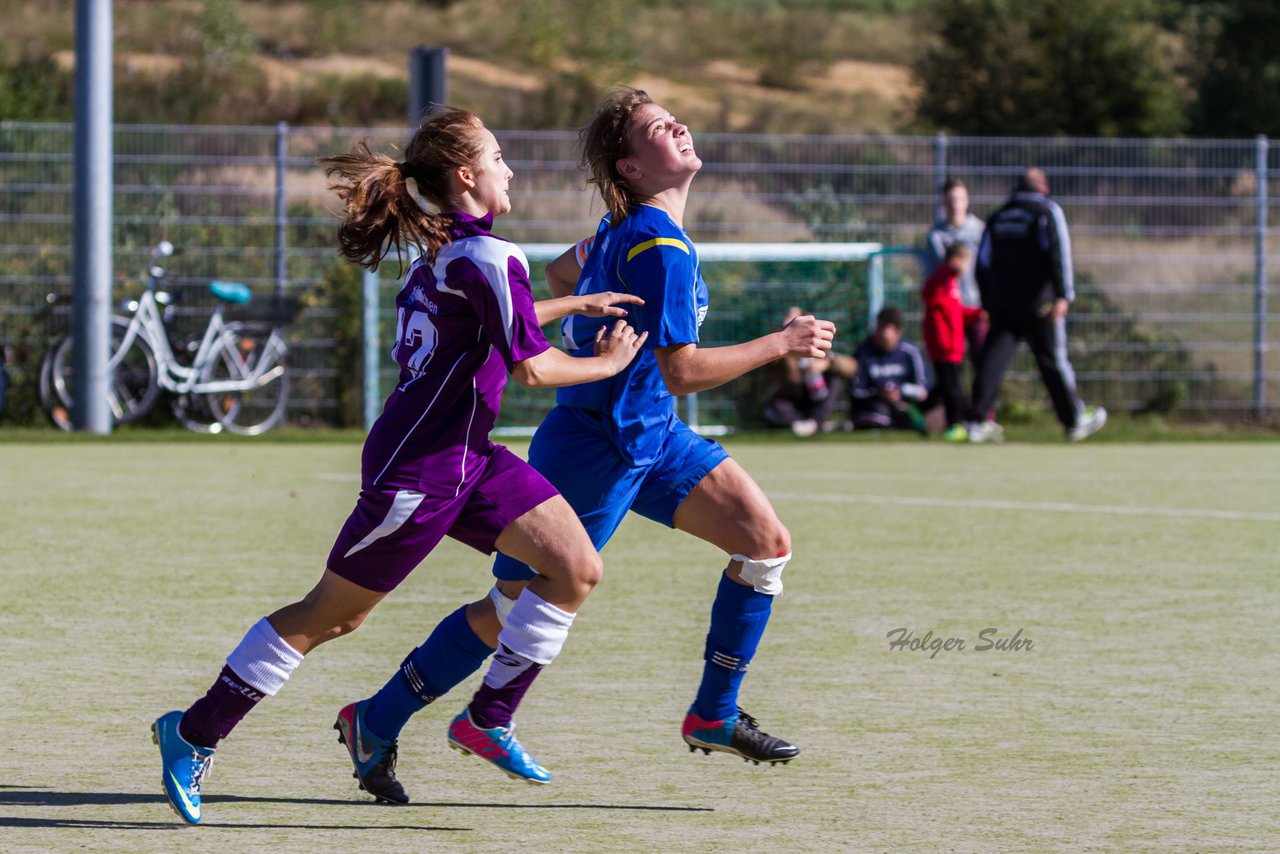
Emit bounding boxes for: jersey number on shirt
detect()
[393,306,439,375]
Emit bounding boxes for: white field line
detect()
[786,471,1280,483]
[766,491,1280,523]
[315,471,1279,521]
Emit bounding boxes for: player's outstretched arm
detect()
[511,320,648,388]
[655,314,835,396]
[534,292,645,326]
[533,244,645,326]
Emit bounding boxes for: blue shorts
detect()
[493,406,729,581]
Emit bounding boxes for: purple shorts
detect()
[326,445,558,593]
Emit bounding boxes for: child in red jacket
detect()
[921,243,985,440]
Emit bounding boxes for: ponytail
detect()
[321,109,486,271]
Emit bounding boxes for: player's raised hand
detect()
[780,314,836,359]
[594,319,648,369]
[577,292,645,317]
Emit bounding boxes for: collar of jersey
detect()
[447,210,496,240]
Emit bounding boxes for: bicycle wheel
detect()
[199,327,289,436]
[170,390,220,433]
[40,319,160,430]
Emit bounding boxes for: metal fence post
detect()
[686,392,699,431]
[363,267,381,431]
[867,252,885,332]
[1256,135,1269,417]
[72,0,112,434]
[275,121,289,300]
[934,132,948,220]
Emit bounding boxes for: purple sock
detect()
[179,665,265,749]
[467,644,543,730]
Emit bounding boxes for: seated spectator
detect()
[921,243,986,441]
[849,307,928,434]
[761,306,856,436]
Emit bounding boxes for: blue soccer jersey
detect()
[556,205,709,466]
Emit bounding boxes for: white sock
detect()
[482,590,574,688]
[225,617,305,696]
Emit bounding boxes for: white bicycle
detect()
[40,242,298,435]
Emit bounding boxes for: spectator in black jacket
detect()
[849,307,928,434]
[966,168,1107,443]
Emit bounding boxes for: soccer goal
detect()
[503,242,904,435]
[362,242,924,434]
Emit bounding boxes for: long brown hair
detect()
[580,87,654,225]
[321,109,487,271]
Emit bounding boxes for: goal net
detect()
[492,242,923,434]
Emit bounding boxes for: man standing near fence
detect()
[924,177,987,364]
[966,168,1107,443]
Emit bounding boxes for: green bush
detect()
[913,0,1185,136]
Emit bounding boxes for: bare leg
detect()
[267,569,387,654]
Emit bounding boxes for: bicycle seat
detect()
[210,280,253,304]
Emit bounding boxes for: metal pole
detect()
[1256,135,1269,417]
[275,121,288,300]
[686,392,699,431]
[72,0,112,434]
[408,47,448,127]
[934,131,948,221]
[868,253,885,333]
[363,268,381,431]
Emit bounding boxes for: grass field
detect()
[1,438,1277,853]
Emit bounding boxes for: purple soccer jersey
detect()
[326,212,558,593]
[363,212,549,491]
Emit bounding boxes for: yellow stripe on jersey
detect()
[626,237,689,263]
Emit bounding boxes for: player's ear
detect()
[455,165,476,190]
[616,157,641,180]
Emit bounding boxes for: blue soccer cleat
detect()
[446,708,552,784]
[334,700,409,804]
[152,711,215,824]
[682,706,799,766]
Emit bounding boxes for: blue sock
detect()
[364,606,494,739]
[694,572,775,722]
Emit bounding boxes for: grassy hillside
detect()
[4,0,925,131]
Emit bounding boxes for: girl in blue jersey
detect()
[348,89,836,796]
[150,109,647,823]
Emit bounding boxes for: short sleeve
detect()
[453,243,550,371]
[620,237,699,347]
[573,236,595,268]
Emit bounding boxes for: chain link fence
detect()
[1,122,1275,426]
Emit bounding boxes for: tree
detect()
[1192,0,1280,137]
[913,0,1185,136]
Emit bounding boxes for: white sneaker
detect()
[1067,406,1107,442]
[967,420,1005,444]
[790,418,818,438]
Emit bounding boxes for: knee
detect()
[570,548,603,595]
[746,521,790,562]
[334,610,370,638]
[312,610,368,645]
[296,590,371,645]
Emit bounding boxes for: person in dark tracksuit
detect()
[966,168,1107,443]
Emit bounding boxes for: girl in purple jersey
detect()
[151,108,646,823]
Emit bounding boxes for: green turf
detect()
[1,440,1277,852]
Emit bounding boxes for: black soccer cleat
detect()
[681,706,799,766]
[335,701,409,805]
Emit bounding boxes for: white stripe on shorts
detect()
[343,489,426,558]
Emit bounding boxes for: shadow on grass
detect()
[0,787,714,825]
[0,816,469,832]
